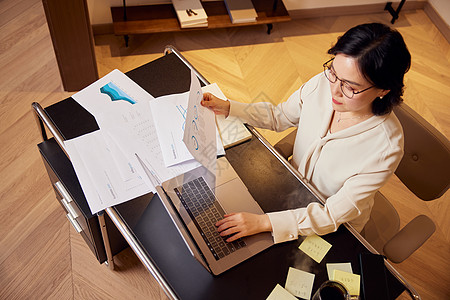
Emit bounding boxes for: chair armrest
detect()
[273,129,297,159]
[383,214,436,263]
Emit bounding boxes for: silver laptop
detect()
[151,156,273,275]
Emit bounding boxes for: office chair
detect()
[273,103,450,263]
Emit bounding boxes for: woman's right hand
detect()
[201,92,231,117]
[215,212,272,242]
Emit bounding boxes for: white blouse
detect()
[229,73,404,243]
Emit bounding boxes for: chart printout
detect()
[183,70,217,174]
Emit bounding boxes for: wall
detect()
[88,0,206,24]
[87,0,449,27]
[428,0,450,26]
[283,0,391,10]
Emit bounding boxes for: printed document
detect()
[150,90,225,167]
[72,69,153,118]
[67,69,240,214]
[68,69,201,214]
[150,92,194,167]
[183,70,217,174]
[64,130,151,214]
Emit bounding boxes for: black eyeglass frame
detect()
[323,58,375,98]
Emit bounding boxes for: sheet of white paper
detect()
[101,130,136,182]
[63,137,98,211]
[72,69,154,118]
[150,90,225,168]
[183,70,217,173]
[122,100,201,184]
[150,92,195,166]
[96,100,201,190]
[72,68,160,191]
[96,111,156,192]
[201,83,252,148]
[70,69,201,211]
[64,130,151,214]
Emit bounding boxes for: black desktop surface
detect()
[43,53,405,299]
[120,135,404,300]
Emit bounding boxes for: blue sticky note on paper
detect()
[100,82,136,104]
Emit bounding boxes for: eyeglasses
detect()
[323,58,374,98]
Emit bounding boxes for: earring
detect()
[379,96,383,99]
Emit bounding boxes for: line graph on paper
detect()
[176,104,187,131]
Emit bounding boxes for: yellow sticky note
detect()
[298,235,332,263]
[266,284,297,300]
[285,267,315,300]
[333,269,360,296]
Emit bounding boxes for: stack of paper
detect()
[171,0,208,28]
[65,69,235,215]
[224,0,257,24]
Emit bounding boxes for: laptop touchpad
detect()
[215,178,263,215]
[214,157,239,187]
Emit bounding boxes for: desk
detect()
[33,48,419,299]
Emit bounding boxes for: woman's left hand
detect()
[201,92,230,117]
[215,212,272,242]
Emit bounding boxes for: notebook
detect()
[149,156,273,275]
[171,0,208,28]
[224,0,257,24]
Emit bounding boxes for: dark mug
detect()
[312,280,351,300]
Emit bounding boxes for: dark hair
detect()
[328,23,411,115]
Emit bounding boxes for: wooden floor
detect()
[1,0,449,299]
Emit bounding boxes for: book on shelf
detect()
[171,0,208,28]
[224,0,257,24]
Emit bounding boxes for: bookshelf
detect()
[111,0,290,46]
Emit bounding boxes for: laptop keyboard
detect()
[174,177,247,260]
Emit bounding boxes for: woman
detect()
[202,23,411,244]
